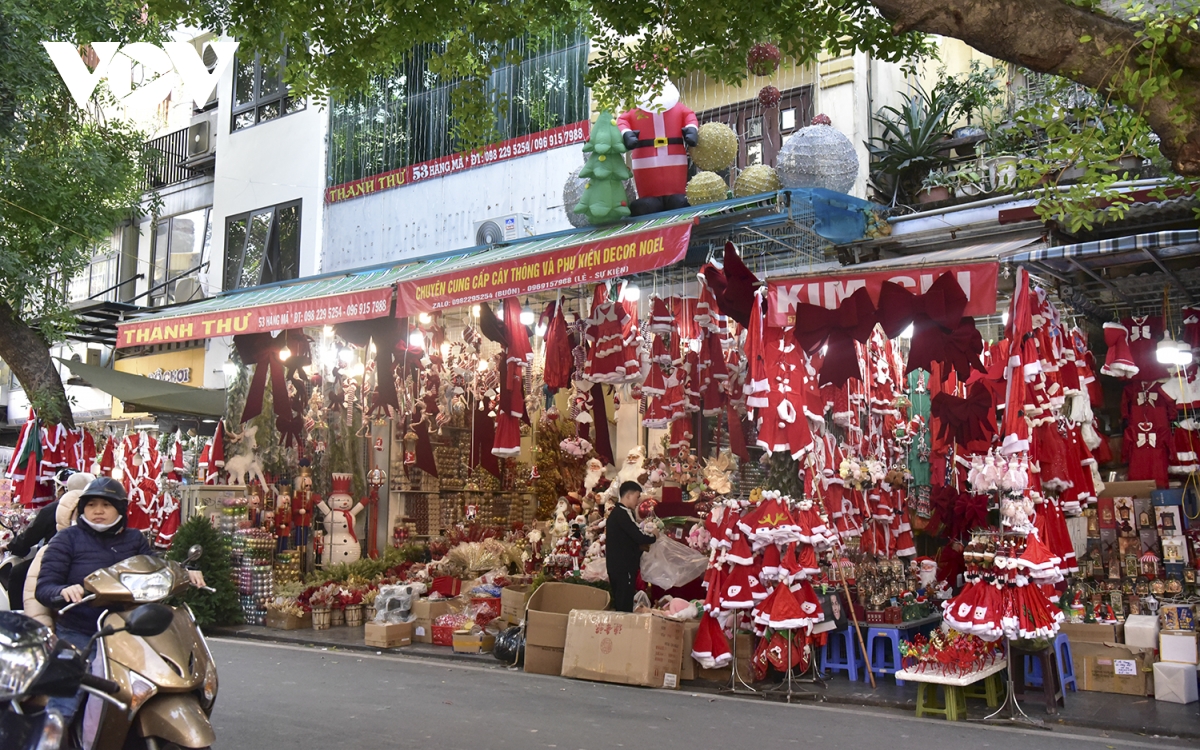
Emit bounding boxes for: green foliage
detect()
[167,516,244,627]
[574,110,632,224]
[934,59,1005,125]
[868,86,954,204]
[305,545,415,585]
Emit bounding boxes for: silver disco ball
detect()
[563,164,638,228]
[776,122,859,194]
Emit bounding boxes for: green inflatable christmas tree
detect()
[574,111,632,224]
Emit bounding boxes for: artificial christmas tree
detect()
[573,111,633,225]
[167,515,243,627]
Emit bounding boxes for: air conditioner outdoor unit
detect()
[184,110,218,166]
[473,213,534,246]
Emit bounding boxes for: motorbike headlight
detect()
[119,570,174,602]
[0,612,54,700]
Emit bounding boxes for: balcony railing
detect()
[140,127,211,192]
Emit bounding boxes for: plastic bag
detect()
[639,536,709,589]
[372,582,427,623]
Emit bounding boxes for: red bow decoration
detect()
[701,242,760,330]
[792,286,877,386]
[929,380,997,449]
[877,273,984,379]
[234,330,310,447]
[947,493,990,542]
[337,318,402,416]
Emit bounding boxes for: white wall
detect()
[322,144,585,272]
[209,64,327,287]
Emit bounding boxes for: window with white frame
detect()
[150,209,212,305]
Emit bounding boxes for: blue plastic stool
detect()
[1024,633,1077,692]
[820,627,861,680]
[864,628,906,685]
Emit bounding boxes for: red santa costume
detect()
[617,81,699,215]
[493,296,532,458]
[1123,315,1169,381]
[1101,321,1139,379]
[583,285,639,384]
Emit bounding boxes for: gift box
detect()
[1160,603,1196,632]
[432,625,456,647]
[1159,632,1198,664]
[1151,488,1185,506]
[865,610,885,624]
[1124,615,1161,650]
[883,606,903,624]
[1152,662,1199,704]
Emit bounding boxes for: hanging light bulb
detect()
[440,342,450,359]
[278,346,292,361]
[1157,337,1179,364]
[471,305,481,318]
[535,322,548,337]
[621,283,641,302]
[1176,349,1194,366]
[899,324,914,339]
[520,309,535,326]
[338,347,354,365]
[495,306,504,320]
[408,331,425,348]
[222,362,238,378]
[477,359,489,372]
[418,312,433,324]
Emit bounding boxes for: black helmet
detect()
[78,477,129,518]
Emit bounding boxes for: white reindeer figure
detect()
[224,424,270,491]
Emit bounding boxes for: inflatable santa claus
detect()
[618,81,698,215]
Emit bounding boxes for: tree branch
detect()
[0,300,74,428]
[869,0,1200,176]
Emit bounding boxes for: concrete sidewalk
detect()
[210,623,1200,740]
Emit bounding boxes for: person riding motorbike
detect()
[33,477,205,724]
[2,471,92,609]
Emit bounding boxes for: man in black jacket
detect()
[605,481,658,612]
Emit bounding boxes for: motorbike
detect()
[54,545,218,750]
[0,604,172,750]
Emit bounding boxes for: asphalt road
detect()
[207,638,1189,750]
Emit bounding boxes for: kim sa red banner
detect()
[395,221,695,316]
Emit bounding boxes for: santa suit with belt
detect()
[617,83,698,203]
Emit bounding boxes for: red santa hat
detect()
[720,564,766,609]
[724,532,756,566]
[759,542,783,581]
[169,429,185,481]
[768,582,811,630]
[786,578,825,630]
[702,565,725,612]
[211,420,226,468]
[691,612,733,669]
[97,434,115,477]
[647,295,675,336]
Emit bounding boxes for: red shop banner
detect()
[325,121,591,205]
[767,261,999,327]
[116,288,394,348]
[395,221,696,317]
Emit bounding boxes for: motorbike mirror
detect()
[122,604,175,637]
[184,545,203,563]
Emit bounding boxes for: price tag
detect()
[1113,659,1137,676]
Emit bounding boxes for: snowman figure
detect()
[316,473,365,566]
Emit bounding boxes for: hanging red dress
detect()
[541,300,574,392]
[1123,315,1169,381]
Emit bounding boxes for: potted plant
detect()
[308,584,336,631]
[982,118,1034,191]
[951,164,987,198]
[868,86,954,205]
[342,587,366,627]
[935,61,1005,155]
[918,170,954,203]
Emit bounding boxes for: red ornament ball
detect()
[637,498,659,521]
[747,43,782,76]
[758,85,781,109]
[811,113,833,126]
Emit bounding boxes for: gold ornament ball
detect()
[690,122,739,172]
[686,171,729,205]
[733,164,783,197]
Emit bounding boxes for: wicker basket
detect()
[344,604,364,628]
[312,607,332,631]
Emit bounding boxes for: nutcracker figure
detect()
[275,492,294,553]
[617,80,698,216]
[292,467,319,553]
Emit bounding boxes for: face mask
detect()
[81,516,122,533]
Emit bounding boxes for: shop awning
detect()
[763,237,1042,326]
[56,358,227,417]
[1006,229,1199,264]
[115,268,398,349]
[393,213,701,316]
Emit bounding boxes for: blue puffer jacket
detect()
[36,521,152,635]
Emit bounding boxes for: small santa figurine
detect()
[618,80,698,215]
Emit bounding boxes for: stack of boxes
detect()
[1153,603,1198,704]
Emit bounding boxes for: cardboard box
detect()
[412,599,453,643]
[680,620,701,680]
[452,630,496,654]
[697,634,754,683]
[525,583,611,650]
[524,645,566,676]
[561,611,684,689]
[1071,642,1155,696]
[1061,621,1124,644]
[500,585,533,626]
[1124,615,1161,650]
[364,621,413,648]
[1100,481,1157,500]
[1152,662,1199,704]
[1159,632,1199,664]
[264,611,312,630]
[1160,603,1196,632]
